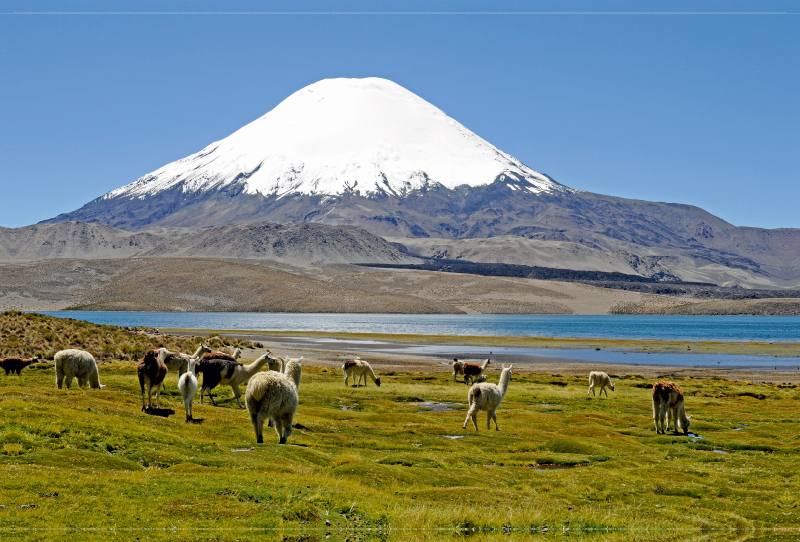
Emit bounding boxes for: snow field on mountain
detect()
[106,77,572,200]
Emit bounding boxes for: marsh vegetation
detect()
[1,331,798,537]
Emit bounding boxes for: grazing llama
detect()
[54,349,104,389]
[0,356,38,376]
[461,359,491,384]
[245,357,302,444]
[652,380,691,434]
[342,358,381,387]
[463,365,513,431]
[587,371,615,397]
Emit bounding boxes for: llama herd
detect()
[0,347,693,444]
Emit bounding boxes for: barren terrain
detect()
[2,258,800,314]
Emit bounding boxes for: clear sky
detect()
[1,1,798,229]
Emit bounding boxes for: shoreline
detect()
[162,329,800,383]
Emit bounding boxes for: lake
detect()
[44,312,800,342]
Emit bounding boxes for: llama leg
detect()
[77,375,87,388]
[491,409,499,431]
[56,371,64,389]
[232,385,243,408]
[659,403,668,434]
[155,384,162,409]
[602,387,608,398]
[587,384,593,396]
[64,375,74,389]
[253,414,264,444]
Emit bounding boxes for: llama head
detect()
[199,344,212,355]
[375,377,381,387]
[155,348,170,363]
[610,382,615,392]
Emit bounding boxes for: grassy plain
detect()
[1,348,799,540]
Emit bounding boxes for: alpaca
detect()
[162,344,212,388]
[462,364,513,431]
[451,358,464,382]
[245,357,302,444]
[138,348,169,411]
[196,351,273,408]
[178,357,200,421]
[587,371,615,397]
[652,380,691,434]
[342,358,380,387]
[0,356,38,376]
[54,349,104,389]
[462,359,491,384]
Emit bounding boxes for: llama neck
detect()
[481,359,490,370]
[285,362,302,389]
[244,357,269,376]
[190,345,206,359]
[498,370,511,396]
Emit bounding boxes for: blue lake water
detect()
[44,312,800,342]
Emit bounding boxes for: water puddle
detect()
[687,432,703,439]
[412,401,462,412]
[733,425,748,431]
[713,449,728,454]
[442,435,465,440]
[341,405,356,411]
[231,448,253,453]
[412,443,423,447]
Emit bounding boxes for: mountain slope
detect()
[0,221,417,266]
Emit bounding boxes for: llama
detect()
[54,349,104,389]
[162,344,212,388]
[138,348,169,411]
[245,357,302,444]
[342,358,381,387]
[178,357,200,421]
[462,359,491,385]
[0,356,38,376]
[587,371,615,397]
[652,380,691,434]
[196,351,273,408]
[462,364,513,431]
[451,358,464,382]
[201,347,242,363]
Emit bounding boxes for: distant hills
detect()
[0,221,416,266]
[36,77,800,289]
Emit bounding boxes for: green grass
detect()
[1,359,799,539]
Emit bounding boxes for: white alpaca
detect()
[587,371,615,397]
[178,356,202,422]
[54,349,104,389]
[245,357,302,444]
[342,358,381,387]
[197,351,274,408]
[462,365,513,431]
[162,344,212,389]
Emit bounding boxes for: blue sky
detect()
[1,1,798,229]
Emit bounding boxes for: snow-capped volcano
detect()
[106,77,572,200]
